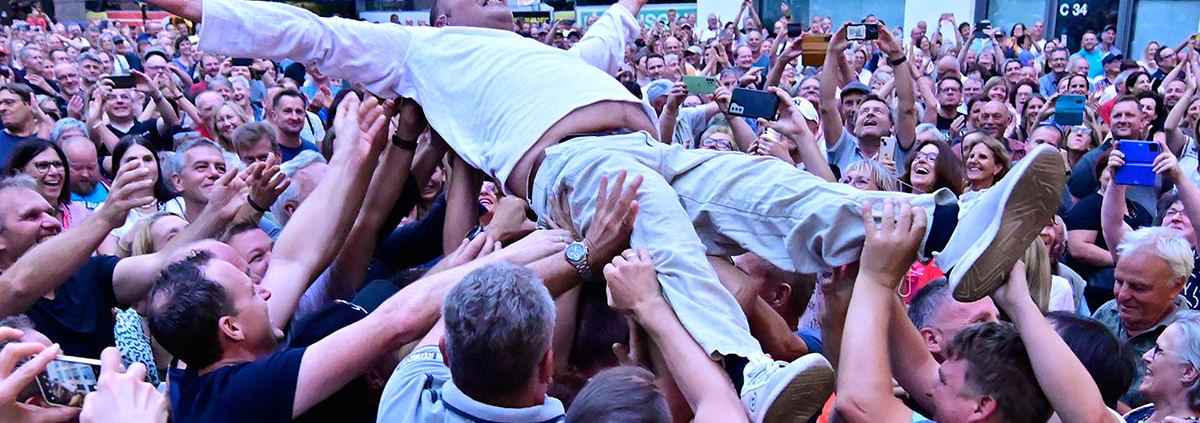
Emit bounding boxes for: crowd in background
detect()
[0,0,1199,422]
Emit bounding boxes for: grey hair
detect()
[207,77,233,92]
[270,150,326,225]
[170,139,226,176]
[915,123,947,142]
[0,175,40,232]
[443,262,555,398]
[51,118,87,142]
[1162,314,1200,409]
[228,75,250,90]
[75,51,101,65]
[1117,226,1195,280]
[907,277,952,329]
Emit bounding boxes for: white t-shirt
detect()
[199,0,655,194]
[102,197,186,242]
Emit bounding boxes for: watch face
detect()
[565,243,586,261]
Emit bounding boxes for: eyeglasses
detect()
[32,161,64,173]
[1070,125,1093,135]
[699,138,734,151]
[913,151,939,162]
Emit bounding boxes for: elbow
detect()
[832,394,875,423]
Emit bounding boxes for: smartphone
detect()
[879,136,897,163]
[36,355,102,407]
[729,88,779,120]
[800,34,831,67]
[975,20,991,39]
[683,75,718,94]
[1054,94,1086,126]
[106,75,136,89]
[231,57,253,67]
[787,23,803,38]
[847,24,879,41]
[1114,140,1160,186]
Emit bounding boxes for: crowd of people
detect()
[0,0,1198,422]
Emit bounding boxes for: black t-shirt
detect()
[105,119,168,156]
[1186,251,1200,310]
[169,347,306,423]
[1063,192,1153,277]
[22,255,123,358]
[935,110,962,131]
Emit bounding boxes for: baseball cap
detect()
[792,97,819,122]
[112,35,125,44]
[841,81,872,97]
[1102,53,1123,65]
[644,79,674,102]
[1103,23,1117,33]
[993,28,1006,37]
[685,45,703,56]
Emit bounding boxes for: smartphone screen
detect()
[787,23,803,38]
[683,75,718,94]
[106,75,136,89]
[231,58,253,67]
[847,24,866,41]
[37,356,102,407]
[729,88,779,120]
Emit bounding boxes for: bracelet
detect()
[887,55,907,67]
[391,134,419,151]
[246,195,270,213]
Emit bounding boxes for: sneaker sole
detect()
[760,355,835,423]
[952,148,1065,302]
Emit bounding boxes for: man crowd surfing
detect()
[1,0,1199,422]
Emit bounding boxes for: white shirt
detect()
[199,0,655,193]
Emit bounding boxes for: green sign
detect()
[576,3,697,29]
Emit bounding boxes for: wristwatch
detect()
[564,242,594,281]
[391,133,418,151]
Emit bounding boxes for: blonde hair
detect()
[129,212,185,256]
[207,100,250,152]
[1023,239,1053,313]
[843,159,899,191]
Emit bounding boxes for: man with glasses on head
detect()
[0,84,49,165]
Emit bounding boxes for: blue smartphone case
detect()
[1114,140,1159,187]
[1055,95,1085,126]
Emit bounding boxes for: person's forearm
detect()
[327,146,415,293]
[1176,174,1200,244]
[1069,239,1117,267]
[837,53,856,88]
[152,94,181,127]
[1161,66,1184,95]
[747,298,809,362]
[1100,183,1130,261]
[635,300,746,422]
[614,0,647,18]
[837,276,908,422]
[0,215,113,316]
[790,132,836,181]
[820,46,845,145]
[893,56,918,149]
[443,154,482,253]
[727,113,757,152]
[1006,297,1115,423]
[659,109,679,146]
[176,97,203,130]
[526,255,580,297]
[765,50,790,89]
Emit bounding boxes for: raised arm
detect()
[171,0,415,99]
[1166,64,1197,156]
[835,200,927,423]
[605,247,749,423]
[766,39,802,89]
[878,26,917,149]
[821,23,851,148]
[568,1,644,75]
[0,161,152,316]
[917,75,940,124]
[262,93,387,330]
[991,262,1120,423]
[442,152,483,253]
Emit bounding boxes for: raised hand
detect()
[245,153,291,211]
[1153,145,1184,183]
[858,199,927,287]
[493,228,572,266]
[129,70,161,98]
[393,98,428,141]
[990,260,1033,313]
[0,328,79,423]
[205,165,248,221]
[830,22,852,53]
[584,170,642,270]
[80,347,168,423]
[97,160,157,228]
[875,24,903,59]
[604,247,662,315]
[665,81,687,111]
[331,92,388,162]
[756,87,812,140]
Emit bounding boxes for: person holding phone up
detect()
[820,22,920,176]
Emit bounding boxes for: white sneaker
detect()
[740,354,834,423]
[934,144,1066,302]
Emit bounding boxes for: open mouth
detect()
[481,0,506,7]
[913,165,932,176]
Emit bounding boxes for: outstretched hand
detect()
[0,328,79,423]
[332,93,389,162]
[584,171,642,270]
[80,347,168,423]
[858,199,926,288]
[990,260,1033,313]
[245,153,291,211]
[604,247,663,316]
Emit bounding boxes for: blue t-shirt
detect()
[279,140,321,163]
[71,182,110,211]
[1074,48,1105,79]
[169,347,306,423]
[0,130,40,167]
[21,255,123,358]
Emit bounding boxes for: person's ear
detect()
[539,349,554,385]
[171,172,184,192]
[919,327,943,356]
[438,337,449,367]
[975,395,999,421]
[283,201,297,219]
[766,283,791,308]
[218,315,243,341]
